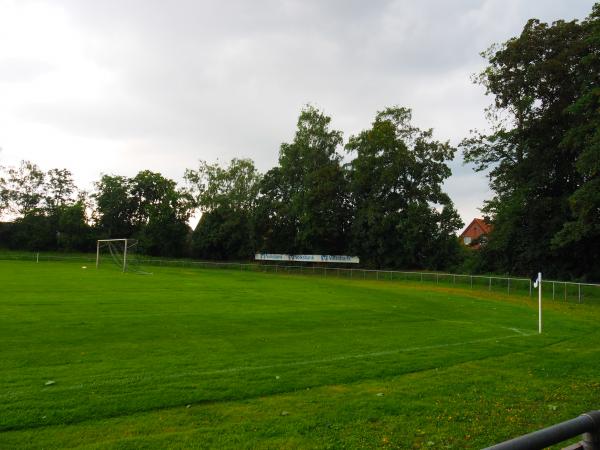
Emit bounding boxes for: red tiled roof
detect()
[472,218,492,234]
[459,218,492,239]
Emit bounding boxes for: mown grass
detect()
[0,260,599,449]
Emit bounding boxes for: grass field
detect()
[1,260,599,449]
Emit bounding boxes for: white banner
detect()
[255,253,360,264]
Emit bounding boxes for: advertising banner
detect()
[255,253,360,264]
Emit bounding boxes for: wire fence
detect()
[2,251,600,305]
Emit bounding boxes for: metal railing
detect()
[484,410,600,450]
[1,252,600,304]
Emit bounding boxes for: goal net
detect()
[96,239,151,274]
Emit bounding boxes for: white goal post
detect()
[96,239,135,272]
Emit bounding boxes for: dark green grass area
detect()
[0,261,599,449]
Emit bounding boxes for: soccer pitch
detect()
[1,260,599,449]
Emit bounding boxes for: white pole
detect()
[36,252,39,263]
[96,241,100,269]
[123,239,128,272]
[538,272,542,334]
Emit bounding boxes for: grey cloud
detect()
[0,58,54,82]
[4,0,597,222]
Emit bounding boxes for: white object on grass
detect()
[533,272,542,334]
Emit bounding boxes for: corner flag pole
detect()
[534,272,542,334]
[123,238,128,273]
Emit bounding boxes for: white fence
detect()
[2,252,599,304]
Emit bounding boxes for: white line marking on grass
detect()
[504,327,530,336]
[0,332,537,398]
[191,331,537,377]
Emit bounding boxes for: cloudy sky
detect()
[0,0,595,227]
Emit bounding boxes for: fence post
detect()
[553,282,555,300]
[470,276,473,289]
[508,278,510,295]
[529,279,532,297]
[582,421,600,449]
[489,277,491,291]
[579,284,582,303]
[565,282,567,301]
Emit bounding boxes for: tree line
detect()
[1,3,599,279]
[0,105,464,270]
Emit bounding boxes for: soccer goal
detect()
[96,239,150,274]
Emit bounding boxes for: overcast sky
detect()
[0,0,595,227]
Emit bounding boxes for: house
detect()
[460,218,492,249]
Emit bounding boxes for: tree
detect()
[0,167,8,216]
[192,205,255,260]
[5,160,46,216]
[42,168,80,250]
[462,4,600,278]
[95,171,193,256]
[45,168,77,213]
[56,201,92,251]
[551,5,600,277]
[94,175,136,238]
[255,105,350,255]
[185,158,261,260]
[0,162,90,251]
[10,212,55,251]
[347,107,462,269]
[185,158,261,212]
[254,167,298,253]
[130,170,194,256]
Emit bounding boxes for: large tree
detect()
[255,105,350,255]
[45,168,77,213]
[551,5,600,276]
[185,158,261,260]
[130,170,193,256]
[94,171,193,256]
[94,175,136,238]
[462,4,600,279]
[347,107,462,269]
[5,160,46,216]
